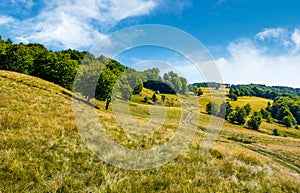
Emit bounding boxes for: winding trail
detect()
[196,120,300,174]
[182,98,300,174]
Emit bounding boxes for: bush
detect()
[247,112,262,130]
[282,115,296,128]
[229,93,238,101]
[219,101,232,120]
[235,107,247,125]
[273,129,280,136]
[206,102,218,115]
[243,103,252,116]
[152,94,157,103]
[142,97,149,103]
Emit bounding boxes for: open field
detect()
[0,70,300,192]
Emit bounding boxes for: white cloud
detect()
[255,28,286,40]
[215,31,300,87]
[292,28,300,49]
[10,0,158,49]
[0,16,15,25]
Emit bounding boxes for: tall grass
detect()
[0,70,299,192]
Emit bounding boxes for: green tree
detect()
[260,108,272,123]
[179,77,188,95]
[247,112,262,130]
[161,95,166,103]
[228,89,238,101]
[219,101,232,120]
[206,101,218,115]
[243,103,252,116]
[193,86,198,95]
[152,93,157,103]
[228,112,236,124]
[282,115,296,128]
[197,88,203,96]
[273,129,280,136]
[236,107,247,125]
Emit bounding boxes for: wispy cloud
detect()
[0,16,15,25]
[255,28,286,40]
[155,0,192,14]
[10,0,34,8]
[215,27,300,87]
[292,28,300,50]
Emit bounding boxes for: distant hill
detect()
[190,82,300,99]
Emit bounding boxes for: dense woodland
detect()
[229,84,300,100]
[0,37,188,109]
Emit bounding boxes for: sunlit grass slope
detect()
[0,70,299,192]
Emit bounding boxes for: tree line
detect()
[206,95,300,130]
[229,84,300,100]
[0,37,188,109]
[206,101,262,130]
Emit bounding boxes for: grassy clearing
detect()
[229,96,272,112]
[0,70,300,192]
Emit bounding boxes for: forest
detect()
[0,37,188,109]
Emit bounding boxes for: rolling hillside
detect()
[1,70,300,192]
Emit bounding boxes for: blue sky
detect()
[0,0,300,87]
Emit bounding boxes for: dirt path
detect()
[196,123,300,174]
[184,110,194,124]
[237,142,300,173]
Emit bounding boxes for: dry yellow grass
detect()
[0,70,299,192]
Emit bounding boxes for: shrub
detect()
[247,112,262,130]
[206,101,218,115]
[282,115,296,128]
[243,103,252,116]
[273,129,280,136]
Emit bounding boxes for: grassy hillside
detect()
[1,70,300,192]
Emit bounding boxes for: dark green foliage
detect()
[144,71,188,95]
[143,81,176,94]
[152,94,157,103]
[282,115,296,128]
[193,86,198,95]
[243,103,252,116]
[230,84,300,100]
[228,112,236,124]
[228,88,238,101]
[191,82,222,89]
[133,82,143,95]
[161,95,166,103]
[206,102,218,115]
[197,88,203,96]
[142,97,149,103]
[228,107,248,125]
[273,129,280,136]
[260,108,269,119]
[235,107,247,125]
[193,86,203,96]
[260,107,273,123]
[247,112,262,130]
[0,41,83,90]
[270,96,299,126]
[229,93,238,101]
[219,101,232,120]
